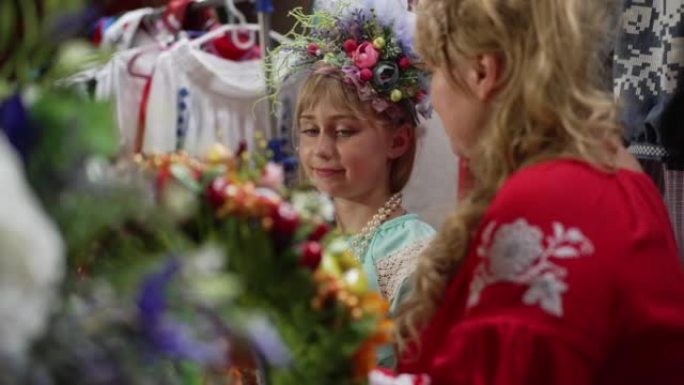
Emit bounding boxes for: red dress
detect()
[398,159,684,385]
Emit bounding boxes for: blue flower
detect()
[137,258,227,366]
[0,94,34,162]
[267,137,287,162]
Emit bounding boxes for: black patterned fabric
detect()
[613,0,684,167]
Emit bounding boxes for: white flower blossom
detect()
[0,135,64,360]
[291,190,334,222]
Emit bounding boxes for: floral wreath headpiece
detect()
[273,0,432,125]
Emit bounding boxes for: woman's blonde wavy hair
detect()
[396,0,621,353]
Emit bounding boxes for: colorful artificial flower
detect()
[353,42,380,69]
[272,0,432,124]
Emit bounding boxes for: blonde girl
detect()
[279,1,436,368]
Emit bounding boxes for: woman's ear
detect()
[463,53,501,102]
[388,123,413,159]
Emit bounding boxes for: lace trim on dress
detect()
[376,237,433,302]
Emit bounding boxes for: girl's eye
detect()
[335,126,358,138]
[300,127,320,137]
[336,129,355,137]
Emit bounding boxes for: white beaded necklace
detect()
[349,193,403,259]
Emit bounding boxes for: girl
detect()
[375,0,684,384]
[279,1,435,367]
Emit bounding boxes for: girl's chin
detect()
[311,180,347,198]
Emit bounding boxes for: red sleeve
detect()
[419,161,684,385]
[430,318,594,385]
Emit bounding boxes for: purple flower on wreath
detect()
[341,65,363,88]
[336,65,390,114]
[371,98,391,114]
[137,258,227,366]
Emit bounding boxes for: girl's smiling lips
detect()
[312,167,345,177]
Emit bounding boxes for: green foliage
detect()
[0,0,97,87]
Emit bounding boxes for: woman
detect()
[372,0,684,384]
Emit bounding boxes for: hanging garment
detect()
[162,0,219,33]
[143,40,271,156]
[94,46,162,155]
[101,8,165,50]
[613,0,684,163]
[613,0,684,259]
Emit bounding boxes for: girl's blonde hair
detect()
[294,71,417,194]
[396,0,621,352]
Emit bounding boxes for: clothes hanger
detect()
[187,0,254,50]
[190,23,289,50]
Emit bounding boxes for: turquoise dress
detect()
[354,213,435,368]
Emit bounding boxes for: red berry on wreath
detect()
[307,43,320,56]
[343,39,357,54]
[398,56,411,70]
[271,202,300,237]
[360,68,373,82]
[299,241,323,270]
[206,177,230,207]
[309,223,330,242]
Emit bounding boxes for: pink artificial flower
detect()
[259,162,285,189]
[353,42,380,69]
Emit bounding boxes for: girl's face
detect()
[297,98,403,201]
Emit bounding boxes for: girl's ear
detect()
[388,123,413,159]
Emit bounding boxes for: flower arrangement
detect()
[1,2,395,383]
[1,86,394,384]
[270,0,431,124]
[133,142,395,384]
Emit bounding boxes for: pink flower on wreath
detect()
[353,42,379,69]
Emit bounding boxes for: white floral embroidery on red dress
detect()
[467,219,594,317]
